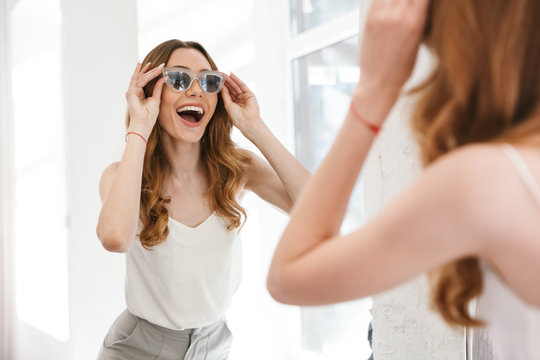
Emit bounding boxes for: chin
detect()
[166,128,205,144]
[159,120,209,145]
[180,133,205,144]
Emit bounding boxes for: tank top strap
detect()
[502,144,540,209]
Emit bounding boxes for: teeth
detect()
[177,105,204,114]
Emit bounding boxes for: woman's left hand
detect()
[221,73,263,139]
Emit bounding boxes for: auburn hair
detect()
[410,0,540,327]
[126,39,251,249]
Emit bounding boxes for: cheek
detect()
[158,92,176,119]
[157,102,166,125]
[207,96,219,117]
[160,90,176,108]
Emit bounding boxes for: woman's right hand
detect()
[358,0,430,95]
[125,62,166,138]
[349,0,430,128]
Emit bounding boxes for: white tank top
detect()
[125,213,242,330]
[474,262,540,360]
[471,145,540,360]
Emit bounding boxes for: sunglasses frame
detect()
[162,67,225,94]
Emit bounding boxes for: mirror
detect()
[0,0,471,359]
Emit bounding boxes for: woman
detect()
[267,0,540,359]
[96,39,309,359]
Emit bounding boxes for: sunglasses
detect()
[162,67,225,94]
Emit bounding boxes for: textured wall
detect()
[363,51,464,359]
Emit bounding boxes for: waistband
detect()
[129,310,226,339]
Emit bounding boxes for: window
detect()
[292,34,372,360]
[291,0,358,35]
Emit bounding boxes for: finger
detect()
[140,62,152,74]
[137,62,152,81]
[409,0,431,19]
[224,82,241,102]
[223,77,239,98]
[220,84,233,107]
[397,0,418,15]
[138,63,165,87]
[129,62,142,87]
[369,0,388,14]
[150,77,165,101]
[225,74,243,95]
[403,0,430,37]
[224,78,237,92]
[409,0,430,7]
[229,72,251,93]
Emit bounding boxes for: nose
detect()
[185,78,204,97]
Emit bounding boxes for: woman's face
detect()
[158,48,219,144]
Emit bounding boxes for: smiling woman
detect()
[95,39,310,360]
[162,66,225,127]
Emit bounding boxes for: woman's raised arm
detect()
[221,73,311,213]
[96,62,165,252]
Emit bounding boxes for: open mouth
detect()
[176,105,204,125]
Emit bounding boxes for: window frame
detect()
[286,3,376,359]
[0,0,15,358]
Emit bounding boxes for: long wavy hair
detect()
[126,39,251,250]
[410,0,540,327]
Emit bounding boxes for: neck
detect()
[161,132,205,178]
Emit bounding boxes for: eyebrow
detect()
[169,65,212,72]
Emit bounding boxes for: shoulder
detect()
[425,143,513,196]
[375,144,507,240]
[100,162,120,184]
[242,149,265,168]
[102,161,120,176]
[374,143,525,260]
[99,162,120,200]
[430,143,506,174]
[239,149,262,174]
[240,150,273,185]
[426,143,533,246]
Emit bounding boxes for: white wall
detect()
[60,0,138,359]
[1,0,138,359]
[0,0,14,357]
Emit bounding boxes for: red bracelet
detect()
[349,103,381,135]
[125,131,148,146]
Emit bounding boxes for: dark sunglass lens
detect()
[168,71,191,91]
[200,74,222,93]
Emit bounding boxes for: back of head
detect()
[411,0,540,327]
[414,0,540,164]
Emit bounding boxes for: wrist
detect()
[125,131,148,147]
[241,117,266,142]
[127,124,153,140]
[351,81,400,126]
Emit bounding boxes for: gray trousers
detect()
[98,310,232,360]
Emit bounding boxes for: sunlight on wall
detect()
[11,0,69,341]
